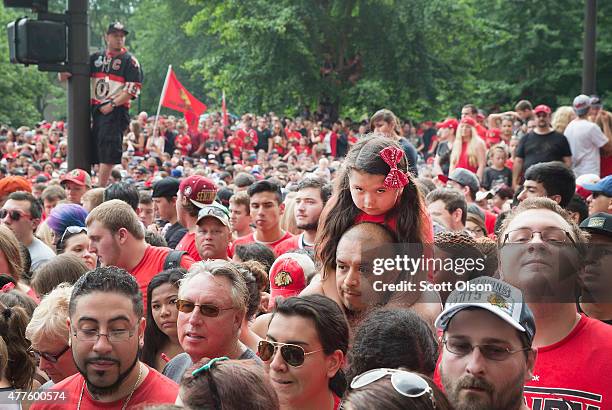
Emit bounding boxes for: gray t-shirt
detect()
[27,237,56,271]
[162,348,260,383]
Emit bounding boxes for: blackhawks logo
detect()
[487,294,508,309]
[274,271,293,288]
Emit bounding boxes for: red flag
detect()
[161,67,207,133]
[222,90,228,127]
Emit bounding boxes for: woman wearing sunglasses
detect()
[260,295,348,410]
[343,369,452,410]
[25,284,78,389]
[142,269,186,372]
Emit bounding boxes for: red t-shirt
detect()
[30,365,178,410]
[131,245,194,308]
[523,315,612,410]
[175,134,192,156]
[456,141,479,174]
[175,231,201,262]
[273,233,313,257]
[236,129,258,151]
[233,231,294,251]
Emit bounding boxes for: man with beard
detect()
[274,178,331,256]
[30,266,178,409]
[436,276,537,410]
[498,197,612,409]
[512,105,572,190]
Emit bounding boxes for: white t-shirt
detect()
[564,118,608,177]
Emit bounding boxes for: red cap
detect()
[437,118,459,131]
[460,117,477,128]
[487,128,502,144]
[60,169,92,187]
[179,176,218,208]
[533,105,552,115]
[575,185,591,200]
[268,253,314,310]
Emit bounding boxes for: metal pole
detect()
[582,0,597,95]
[66,0,90,171]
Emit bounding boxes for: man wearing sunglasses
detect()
[1,191,55,270]
[30,266,178,409]
[261,295,347,410]
[163,260,259,384]
[583,174,612,215]
[498,197,612,409]
[437,276,536,410]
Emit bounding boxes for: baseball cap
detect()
[152,177,180,198]
[438,168,480,195]
[268,253,315,310]
[486,128,501,145]
[582,175,612,197]
[60,169,92,188]
[533,105,552,115]
[437,118,459,131]
[107,22,129,35]
[179,176,218,208]
[435,277,536,345]
[196,202,230,228]
[590,95,602,108]
[572,94,591,116]
[0,176,32,197]
[580,212,612,237]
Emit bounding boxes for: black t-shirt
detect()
[165,222,188,249]
[435,141,451,176]
[256,128,271,152]
[482,166,512,190]
[515,130,572,173]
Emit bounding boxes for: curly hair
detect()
[346,309,438,383]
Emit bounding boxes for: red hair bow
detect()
[1,282,15,293]
[380,146,409,189]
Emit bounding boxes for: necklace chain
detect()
[77,363,143,410]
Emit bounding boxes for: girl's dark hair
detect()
[142,268,186,368]
[316,134,428,276]
[234,261,267,319]
[0,302,36,390]
[180,358,279,410]
[272,295,349,397]
[343,373,453,410]
[347,309,438,382]
[234,243,276,273]
[31,254,88,297]
[0,289,37,319]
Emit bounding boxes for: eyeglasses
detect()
[502,227,575,246]
[72,324,137,343]
[0,208,31,221]
[59,226,87,245]
[443,338,530,361]
[257,340,323,368]
[175,299,233,317]
[33,345,70,363]
[350,368,435,404]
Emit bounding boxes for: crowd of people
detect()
[0,92,610,410]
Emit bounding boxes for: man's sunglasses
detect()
[257,340,323,368]
[350,368,435,405]
[175,299,233,317]
[0,209,31,221]
[33,345,70,364]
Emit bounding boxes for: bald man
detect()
[251,223,440,336]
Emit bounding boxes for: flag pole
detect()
[152,65,172,139]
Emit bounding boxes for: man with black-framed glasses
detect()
[497,197,612,409]
[436,276,536,410]
[30,266,179,409]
